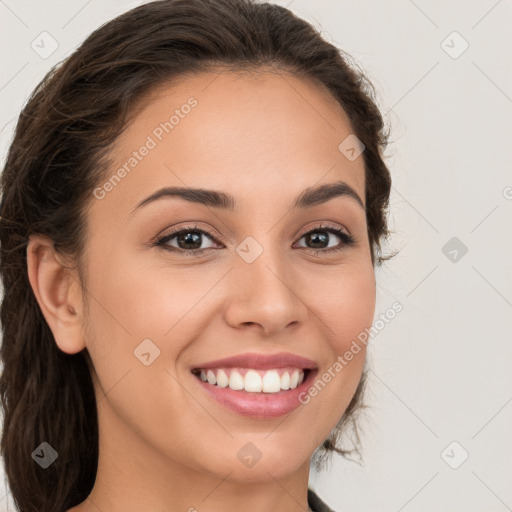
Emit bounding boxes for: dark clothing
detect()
[308,488,335,512]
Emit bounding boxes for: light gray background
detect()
[1,1,511,511]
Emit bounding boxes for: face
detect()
[55,69,375,482]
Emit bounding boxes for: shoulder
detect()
[308,488,336,512]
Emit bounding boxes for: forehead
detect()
[94,68,366,219]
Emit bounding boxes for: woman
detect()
[0,1,392,511]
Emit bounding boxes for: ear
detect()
[26,234,86,355]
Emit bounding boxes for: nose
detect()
[224,245,308,337]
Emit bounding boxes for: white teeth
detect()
[228,369,244,390]
[206,369,216,385]
[216,369,229,388]
[197,367,307,393]
[280,371,290,390]
[289,370,299,389]
[244,370,262,392]
[262,370,281,393]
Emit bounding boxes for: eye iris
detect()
[177,231,202,250]
[306,231,328,249]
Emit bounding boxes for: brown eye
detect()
[155,225,220,255]
[154,223,356,257]
[295,225,355,253]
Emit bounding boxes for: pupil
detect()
[178,232,201,249]
[308,232,327,249]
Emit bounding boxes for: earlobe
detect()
[26,234,86,355]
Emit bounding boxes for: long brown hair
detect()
[0,1,392,510]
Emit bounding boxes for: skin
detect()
[27,68,376,512]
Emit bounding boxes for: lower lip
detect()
[193,370,317,419]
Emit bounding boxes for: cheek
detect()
[310,261,376,352]
[83,246,195,340]
[305,262,375,407]
[277,262,375,461]
[81,249,223,407]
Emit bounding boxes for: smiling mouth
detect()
[191,367,310,394]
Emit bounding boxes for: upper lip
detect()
[192,352,317,371]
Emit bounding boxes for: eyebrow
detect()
[129,179,365,216]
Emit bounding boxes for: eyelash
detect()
[153,223,356,257]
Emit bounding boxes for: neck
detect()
[68,395,312,512]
